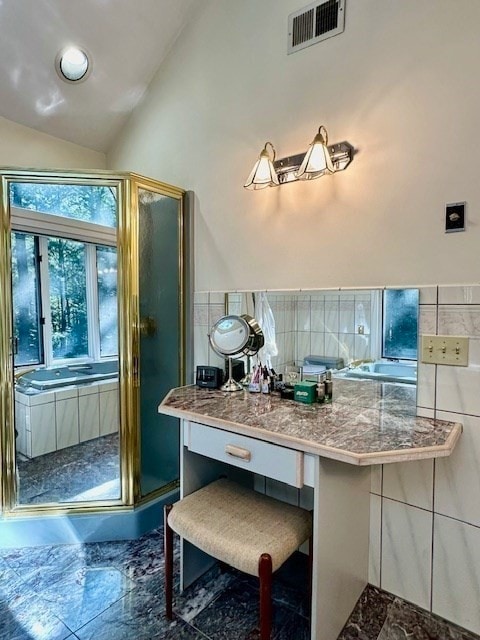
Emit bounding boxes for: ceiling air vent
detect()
[288,0,345,54]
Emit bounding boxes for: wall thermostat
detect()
[445,202,466,233]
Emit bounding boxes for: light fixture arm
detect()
[313,125,329,146]
[274,140,354,184]
[261,141,276,162]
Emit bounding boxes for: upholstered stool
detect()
[164,477,313,640]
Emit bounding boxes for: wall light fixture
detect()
[243,142,280,190]
[244,125,353,189]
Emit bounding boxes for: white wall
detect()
[107,1,480,633]
[0,115,105,170]
[108,0,480,291]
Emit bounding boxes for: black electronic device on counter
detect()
[196,365,224,389]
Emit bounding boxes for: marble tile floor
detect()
[0,527,478,640]
[16,433,120,505]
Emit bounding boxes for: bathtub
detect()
[15,361,119,458]
[16,360,118,391]
[346,361,417,384]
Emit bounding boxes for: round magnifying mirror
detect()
[209,314,264,392]
[209,315,249,356]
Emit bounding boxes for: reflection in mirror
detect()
[210,315,250,355]
[222,288,418,385]
[11,181,120,505]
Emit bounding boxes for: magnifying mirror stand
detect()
[222,356,243,392]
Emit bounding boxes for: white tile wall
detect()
[435,411,480,527]
[432,515,480,635]
[382,459,433,511]
[370,465,382,495]
[56,397,79,450]
[369,493,382,587]
[373,282,480,634]
[29,402,56,457]
[79,391,100,442]
[99,389,119,436]
[381,499,432,610]
[438,284,480,305]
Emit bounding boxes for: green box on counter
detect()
[294,381,317,404]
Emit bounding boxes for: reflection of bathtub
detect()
[347,361,417,384]
[16,360,118,391]
[15,360,119,458]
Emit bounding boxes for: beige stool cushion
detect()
[168,478,312,576]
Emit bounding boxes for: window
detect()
[96,246,118,358]
[48,238,88,360]
[11,232,43,366]
[382,289,419,360]
[12,232,118,368]
[10,183,117,228]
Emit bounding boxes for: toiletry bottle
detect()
[261,371,270,394]
[324,370,333,403]
[316,373,325,404]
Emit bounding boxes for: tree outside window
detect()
[382,289,419,360]
[11,232,42,366]
[12,233,118,367]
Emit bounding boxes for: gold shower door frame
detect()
[0,169,186,516]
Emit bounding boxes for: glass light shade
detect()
[244,144,279,190]
[56,47,90,83]
[296,127,335,180]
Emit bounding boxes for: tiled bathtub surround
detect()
[15,379,119,459]
[370,284,480,636]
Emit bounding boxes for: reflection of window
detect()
[12,231,118,367]
[10,183,117,228]
[11,233,43,366]
[382,289,419,360]
[97,247,118,357]
[48,238,88,360]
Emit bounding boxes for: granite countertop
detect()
[158,378,462,466]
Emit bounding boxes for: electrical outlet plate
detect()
[421,335,469,366]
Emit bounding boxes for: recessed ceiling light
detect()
[55,46,91,83]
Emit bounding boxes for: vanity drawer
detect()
[185,421,304,488]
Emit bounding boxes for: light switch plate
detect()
[421,335,469,366]
[445,202,466,233]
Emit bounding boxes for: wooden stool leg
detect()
[259,553,273,640]
[164,504,174,620]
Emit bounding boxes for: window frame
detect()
[12,205,118,370]
[381,288,419,362]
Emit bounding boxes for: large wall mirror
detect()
[0,170,187,515]
[7,178,122,508]
[194,288,419,388]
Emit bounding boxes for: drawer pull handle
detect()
[225,444,251,461]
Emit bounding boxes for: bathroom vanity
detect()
[158,379,462,640]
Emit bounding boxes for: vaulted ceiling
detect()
[0,0,197,152]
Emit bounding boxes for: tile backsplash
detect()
[193,284,480,635]
[370,284,480,635]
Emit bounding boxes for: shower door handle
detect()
[132,329,140,388]
[139,316,157,337]
[10,337,18,355]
